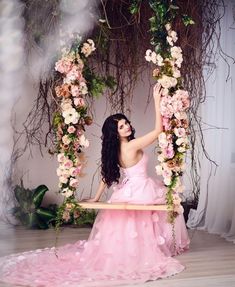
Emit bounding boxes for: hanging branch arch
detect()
[8,0,231,225]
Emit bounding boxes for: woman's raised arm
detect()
[127,83,163,151]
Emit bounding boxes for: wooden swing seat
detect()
[78,202,172,211]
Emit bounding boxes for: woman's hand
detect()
[153,82,163,102]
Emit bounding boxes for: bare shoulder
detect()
[119,147,143,168]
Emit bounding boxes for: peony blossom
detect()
[174,111,188,120]
[163,144,175,159]
[62,134,72,145]
[170,46,182,59]
[66,66,83,83]
[158,75,177,89]
[61,98,73,111]
[55,84,71,98]
[74,97,85,107]
[158,132,168,148]
[62,108,79,125]
[63,159,73,169]
[162,117,171,130]
[160,95,174,118]
[69,166,82,177]
[55,57,72,74]
[174,127,186,138]
[71,85,80,97]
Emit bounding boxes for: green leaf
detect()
[52,112,63,128]
[33,185,49,208]
[182,15,195,26]
[36,207,56,223]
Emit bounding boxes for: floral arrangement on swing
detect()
[145,22,190,222]
[53,37,114,227]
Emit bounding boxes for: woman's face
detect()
[117,119,132,139]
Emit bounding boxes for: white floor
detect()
[0,223,235,287]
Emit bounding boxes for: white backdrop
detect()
[187,0,235,243]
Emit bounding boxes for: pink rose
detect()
[55,58,72,74]
[66,65,83,82]
[162,117,171,130]
[74,97,85,107]
[71,85,80,97]
[67,126,76,134]
[70,178,79,188]
[64,159,73,169]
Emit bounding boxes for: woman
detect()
[0,84,189,286]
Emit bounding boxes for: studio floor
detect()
[0,223,235,287]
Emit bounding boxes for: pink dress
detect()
[0,153,190,287]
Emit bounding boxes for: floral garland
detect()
[53,38,112,226]
[145,22,190,223]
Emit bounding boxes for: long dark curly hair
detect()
[101,113,135,187]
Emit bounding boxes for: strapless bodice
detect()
[121,153,148,179]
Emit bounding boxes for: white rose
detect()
[163,177,172,186]
[57,153,66,163]
[62,135,72,145]
[157,153,165,163]
[158,75,177,89]
[156,54,164,66]
[169,30,178,42]
[178,146,186,153]
[166,36,174,46]
[59,176,68,184]
[170,46,182,59]
[176,137,185,146]
[174,111,187,120]
[79,82,88,95]
[165,23,171,31]
[61,99,72,111]
[175,55,183,68]
[79,134,89,148]
[172,67,181,78]
[62,188,74,198]
[155,165,163,175]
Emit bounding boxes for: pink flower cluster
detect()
[54,39,95,198]
[145,24,191,215]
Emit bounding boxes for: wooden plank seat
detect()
[78,202,172,211]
